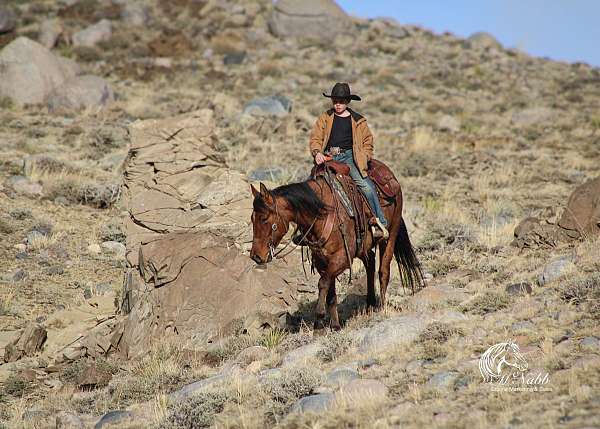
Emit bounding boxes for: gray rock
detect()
[512,320,535,332]
[56,411,84,429]
[0,8,16,34]
[243,95,292,117]
[26,230,45,245]
[169,374,227,400]
[120,2,150,26]
[406,284,469,311]
[538,256,576,285]
[282,342,321,367]
[505,282,532,296]
[325,368,360,387]
[223,51,246,65]
[73,19,112,47]
[0,37,79,105]
[43,265,64,276]
[248,166,285,182]
[437,115,460,132]
[38,19,62,49]
[290,393,335,413]
[10,268,28,282]
[94,410,133,429]
[369,18,408,39]
[426,371,458,390]
[236,345,269,364]
[7,176,43,197]
[405,359,425,374]
[358,314,426,354]
[47,75,115,112]
[268,0,351,39]
[580,337,600,351]
[465,32,502,50]
[336,379,388,402]
[101,241,126,258]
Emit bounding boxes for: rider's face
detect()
[332,98,349,114]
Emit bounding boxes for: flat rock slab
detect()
[358,314,427,354]
[290,393,335,414]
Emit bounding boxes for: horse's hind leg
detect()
[326,279,341,331]
[363,250,377,310]
[378,239,395,310]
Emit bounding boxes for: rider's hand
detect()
[315,152,326,165]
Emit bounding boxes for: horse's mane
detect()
[253,179,328,219]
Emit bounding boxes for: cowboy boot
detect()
[373,217,389,240]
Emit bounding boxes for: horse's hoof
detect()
[314,319,327,332]
[330,324,342,332]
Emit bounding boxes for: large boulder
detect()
[47,75,115,112]
[558,177,600,238]
[0,37,80,105]
[268,0,351,39]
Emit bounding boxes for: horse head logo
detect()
[479,339,529,382]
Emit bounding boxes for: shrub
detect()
[160,390,231,429]
[262,367,323,404]
[319,331,356,362]
[559,273,600,320]
[463,292,511,315]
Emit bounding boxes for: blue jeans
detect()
[332,151,388,227]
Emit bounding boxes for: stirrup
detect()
[373,217,389,239]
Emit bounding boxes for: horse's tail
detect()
[394,217,426,294]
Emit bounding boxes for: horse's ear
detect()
[250,184,259,198]
[259,182,274,205]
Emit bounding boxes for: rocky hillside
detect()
[0,0,599,428]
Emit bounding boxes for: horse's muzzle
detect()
[250,252,272,265]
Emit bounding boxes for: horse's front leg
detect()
[314,274,331,333]
[326,278,341,331]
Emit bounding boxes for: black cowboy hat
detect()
[323,82,361,101]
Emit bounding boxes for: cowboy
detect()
[309,82,389,239]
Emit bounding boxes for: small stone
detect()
[505,282,533,296]
[290,393,335,414]
[55,411,83,429]
[243,95,292,117]
[87,243,102,255]
[72,19,112,47]
[101,241,126,258]
[405,359,425,374]
[83,288,93,299]
[94,410,133,429]
[45,378,64,390]
[0,8,17,34]
[426,371,458,390]
[437,115,460,132]
[325,368,360,387]
[38,19,63,49]
[10,268,28,282]
[282,342,321,367]
[538,256,576,285]
[223,51,246,65]
[512,320,535,332]
[248,166,285,182]
[236,345,269,365]
[580,337,600,351]
[54,196,69,205]
[43,265,64,276]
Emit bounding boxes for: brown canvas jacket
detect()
[309,108,374,177]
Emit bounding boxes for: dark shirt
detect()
[325,114,353,152]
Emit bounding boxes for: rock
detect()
[3,323,47,362]
[282,343,321,367]
[72,19,112,47]
[405,359,426,374]
[511,107,556,126]
[236,345,269,365]
[101,241,126,258]
[0,8,16,34]
[43,265,64,276]
[325,368,360,387]
[169,374,228,400]
[14,244,27,252]
[10,268,28,282]
[558,177,600,238]
[465,32,502,50]
[512,320,535,332]
[87,243,102,255]
[47,75,115,112]
[75,364,112,389]
[406,285,468,311]
[437,115,460,132]
[223,51,246,65]
[243,95,292,117]
[369,18,408,39]
[38,19,63,49]
[505,282,532,296]
[426,371,458,390]
[268,0,351,39]
[358,315,427,354]
[336,379,388,403]
[55,411,84,429]
[120,2,150,26]
[0,37,79,105]
[572,355,600,369]
[290,393,335,413]
[580,337,600,351]
[94,410,133,429]
[538,256,576,285]
[248,166,285,182]
[7,176,43,197]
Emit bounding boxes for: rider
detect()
[309,82,389,239]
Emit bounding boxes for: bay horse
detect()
[249,164,424,331]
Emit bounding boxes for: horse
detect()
[249,163,424,331]
[479,340,529,382]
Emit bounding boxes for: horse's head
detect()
[502,339,529,372]
[249,183,289,265]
